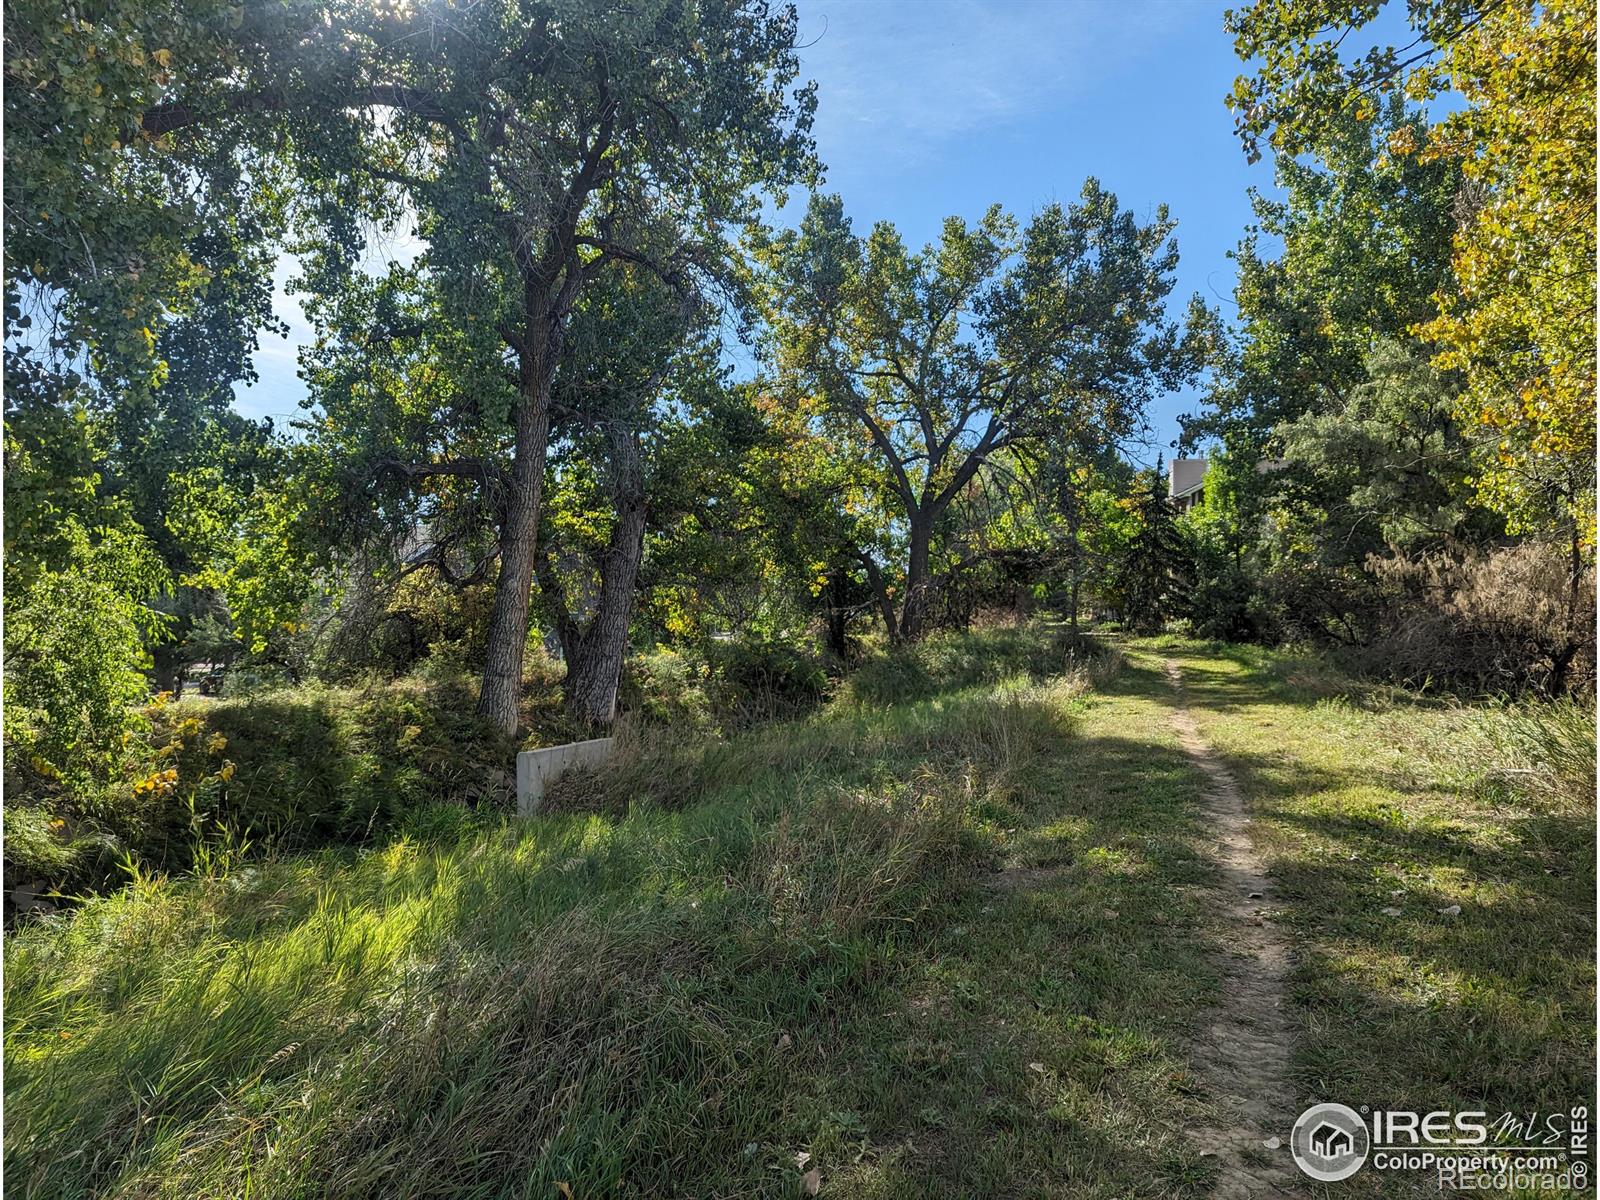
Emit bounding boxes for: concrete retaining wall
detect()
[516,736,616,817]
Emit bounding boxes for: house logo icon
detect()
[1310,1121,1353,1159]
[1290,1103,1369,1182]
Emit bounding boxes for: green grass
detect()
[6,628,1593,1198]
[1144,637,1596,1198]
[5,631,1234,1198]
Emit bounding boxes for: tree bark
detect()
[898,511,935,640]
[561,430,648,727]
[859,552,899,643]
[477,389,553,733]
[821,568,853,660]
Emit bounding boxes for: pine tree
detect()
[1116,458,1192,633]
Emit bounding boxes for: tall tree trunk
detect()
[477,387,553,733]
[563,431,648,727]
[898,512,934,640]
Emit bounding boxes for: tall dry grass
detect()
[5,653,1096,1198]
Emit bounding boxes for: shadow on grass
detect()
[3,676,1227,1199]
[1145,641,1596,1137]
[788,717,1230,1199]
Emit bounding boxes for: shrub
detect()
[618,638,828,734]
[3,808,74,884]
[1186,546,1267,641]
[1359,542,1595,696]
[702,637,829,725]
[3,522,169,785]
[620,647,716,732]
[3,677,515,909]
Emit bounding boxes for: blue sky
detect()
[237,0,1275,465]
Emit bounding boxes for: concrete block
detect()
[516,736,616,816]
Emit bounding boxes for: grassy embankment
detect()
[6,628,1594,1198]
[5,627,1232,1198]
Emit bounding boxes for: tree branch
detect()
[138,82,463,138]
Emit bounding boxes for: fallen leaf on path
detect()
[1437,904,1462,916]
[1381,906,1403,916]
[795,1151,811,1169]
[1027,1061,1046,1073]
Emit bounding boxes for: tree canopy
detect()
[4,0,1592,811]
[757,184,1210,637]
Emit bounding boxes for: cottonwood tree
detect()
[300,243,732,728]
[153,0,816,731]
[757,185,1209,639]
[628,382,888,657]
[536,263,721,727]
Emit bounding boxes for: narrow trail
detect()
[1163,658,1305,1199]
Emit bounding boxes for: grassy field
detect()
[1149,638,1596,1196]
[5,628,1593,1198]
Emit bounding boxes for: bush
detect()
[3,523,169,785]
[1358,542,1596,696]
[3,808,74,883]
[1186,545,1267,641]
[620,647,716,732]
[702,637,829,725]
[3,677,515,909]
[618,638,828,734]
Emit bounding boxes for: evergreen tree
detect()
[1115,458,1191,633]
